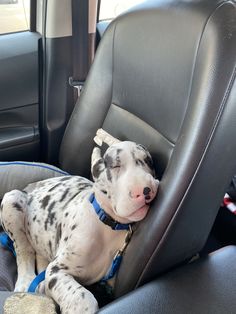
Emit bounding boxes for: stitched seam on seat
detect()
[135,0,235,289]
[97,21,118,129]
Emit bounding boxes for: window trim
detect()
[30,0,36,32]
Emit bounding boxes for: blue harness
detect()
[0,193,133,291]
[89,193,133,282]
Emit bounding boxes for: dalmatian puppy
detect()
[0,129,159,314]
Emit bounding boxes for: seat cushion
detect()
[0,235,16,291]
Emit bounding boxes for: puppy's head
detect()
[91,141,159,223]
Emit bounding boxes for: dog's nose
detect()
[143,187,151,195]
[143,187,151,200]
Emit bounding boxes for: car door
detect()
[0,0,40,161]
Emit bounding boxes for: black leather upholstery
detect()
[99,246,236,313]
[59,0,236,297]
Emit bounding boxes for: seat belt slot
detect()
[69,77,84,97]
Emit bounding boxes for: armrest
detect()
[99,246,236,314]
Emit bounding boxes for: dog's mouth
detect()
[127,203,150,222]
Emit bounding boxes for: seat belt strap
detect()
[69,0,89,98]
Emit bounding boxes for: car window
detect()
[0,0,30,35]
[99,0,145,21]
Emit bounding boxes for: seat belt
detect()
[69,0,89,99]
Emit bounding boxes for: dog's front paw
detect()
[60,290,98,314]
[14,275,36,292]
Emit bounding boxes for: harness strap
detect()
[101,254,123,282]
[28,270,46,293]
[0,233,16,256]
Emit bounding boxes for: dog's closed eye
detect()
[111,165,121,169]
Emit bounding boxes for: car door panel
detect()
[0,31,40,161]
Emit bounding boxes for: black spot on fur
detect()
[104,155,113,168]
[48,278,57,290]
[64,212,69,217]
[59,263,65,267]
[49,240,52,254]
[48,201,55,212]
[144,155,154,171]
[34,235,38,244]
[33,215,37,222]
[136,144,148,152]
[64,236,68,242]
[92,159,104,179]
[63,194,78,207]
[48,183,61,192]
[135,159,145,166]
[60,177,71,182]
[44,201,56,230]
[59,188,70,202]
[116,149,122,165]
[41,195,51,208]
[81,292,85,299]
[101,190,107,195]
[13,202,23,212]
[104,154,114,181]
[79,183,93,190]
[106,168,112,182]
[28,196,33,206]
[71,224,77,231]
[55,223,62,245]
[51,265,60,274]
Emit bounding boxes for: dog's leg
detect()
[36,254,49,293]
[0,190,36,292]
[45,259,98,314]
[36,254,48,273]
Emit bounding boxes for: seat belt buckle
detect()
[69,77,84,97]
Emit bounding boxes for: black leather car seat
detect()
[0,0,236,301]
[60,0,236,297]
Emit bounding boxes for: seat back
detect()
[60,0,236,297]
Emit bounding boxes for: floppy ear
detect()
[91,147,105,181]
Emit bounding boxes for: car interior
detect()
[0,0,236,313]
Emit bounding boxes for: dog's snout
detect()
[129,186,153,200]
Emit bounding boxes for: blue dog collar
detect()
[89,193,132,231]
